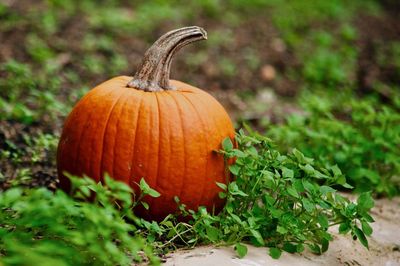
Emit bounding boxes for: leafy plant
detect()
[215,129,374,257]
[24,133,58,164]
[267,91,400,196]
[0,60,66,124]
[301,30,358,87]
[0,174,159,265]
[131,129,375,259]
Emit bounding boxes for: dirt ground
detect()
[165,196,400,266]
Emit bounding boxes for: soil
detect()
[355,12,400,102]
[0,120,58,190]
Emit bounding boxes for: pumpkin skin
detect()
[57,76,235,220]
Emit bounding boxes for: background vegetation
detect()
[0,0,399,265]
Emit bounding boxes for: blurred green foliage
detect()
[266,91,400,197]
[0,0,385,123]
[0,60,66,124]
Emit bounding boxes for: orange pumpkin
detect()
[57,26,235,220]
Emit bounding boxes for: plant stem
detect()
[127,26,207,91]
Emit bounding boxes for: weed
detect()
[136,130,374,258]
[0,60,66,123]
[0,175,159,265]
[267,91,400,196]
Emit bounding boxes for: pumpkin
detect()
[57,26,235,220]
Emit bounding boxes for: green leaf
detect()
[147,188,161,198]
[104,174,132,193]
[318,214,329,229]
[233,150,246,158]
[78,186,91,197]
[228,182,248,197]
[308,243,321,254]
[302,198,315,213]
[286,186,299,198]
[229,164,240,175]
[293,179,304,192]
[222,137,233,151]
[336,175,347,186]
[4,187,22,203]
[320,185,336,195]
[277,226,288,234]
[346,203,357,216]
[218,192,226,199]
[292,149,305,162]
[269,247,282,259]
[216,182,227,190]
[282,242,296,253]
[247,146,258,156]
[269,207,284,218]
[321,238,329,253]
[357,192,374,212]
[361,220,373,236]
[141,201,149,210]
[354,227,369,249]
[301,164,315,175]
[354,168,380,184]
[206,226,219,242]
[302,179,316,194]
[139,178,160,197]
[296,244,305,252]
[331,165,342,176]
[362,213,375,223]
[139,178,150,192]
[250,229,264,245]
[235,243,248,258]
[342,183,354,189]
[282,167,294,178]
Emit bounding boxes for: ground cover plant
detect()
[0,175,158,266]
[266,91,400,197]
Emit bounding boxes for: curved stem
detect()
[127,26,207,92]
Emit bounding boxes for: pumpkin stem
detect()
[127,26,207,91]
